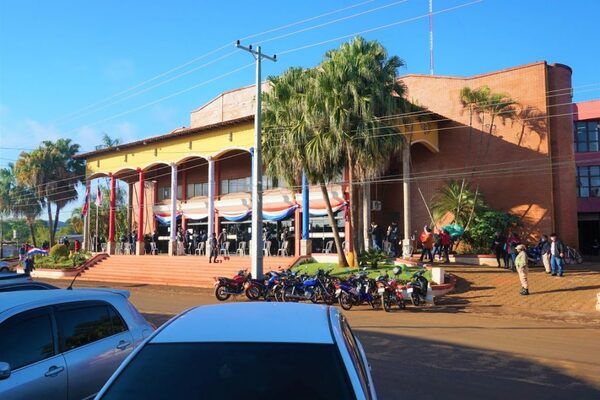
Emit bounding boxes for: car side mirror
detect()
[0,362,11,380]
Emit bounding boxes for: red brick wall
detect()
[372,62,577,245]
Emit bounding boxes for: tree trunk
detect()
[319,182,348,267]
[46,202,54,245]
[27,219,37,247]
[346,152,360,262]
[355,184,364,255]
[53,204,61,239]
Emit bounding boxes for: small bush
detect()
[71,252,88,267]
[49,244,69,259]
[358,249,390,269]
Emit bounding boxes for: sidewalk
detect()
[440,262,600,323]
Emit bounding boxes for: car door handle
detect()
[116,340,131,350]
[44,366,65,377]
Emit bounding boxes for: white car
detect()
[96,302,377,399]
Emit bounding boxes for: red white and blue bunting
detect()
[308,202,346,217]
[155,212,182,225]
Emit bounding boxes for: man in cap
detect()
[514,244,529,295]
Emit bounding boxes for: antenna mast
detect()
[429,0,434,75]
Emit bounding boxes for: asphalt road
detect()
[48,279,600,400]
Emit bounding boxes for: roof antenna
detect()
[429,0,434,75]
[67,270,83,290]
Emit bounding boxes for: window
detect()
[220,177,251,194]
[187,182,209,198]
[57,304,127,351]
[577,166,600,197]
[101,342,356,399]
[574,120,600,152]
[157,185,182,201]
[0,310,55,370]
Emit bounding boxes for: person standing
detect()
[514,244,529,295]
[74,239,81,253]
[440,229,452,263]
[387,222,400,258]
[370,222,383,250]
[23,256,35,276]
[491,231,506,268]
[208,232,219,263]
[431,229,442,261]
[538,235,551,274]
[18,244,26,263]
[506,233,521,272]
[419,226,434,263]
[549,233,565,277]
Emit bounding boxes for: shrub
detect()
[462,210,520,250]
[71,252,88,267]
[49,244,69,259]
[358,249,390,269]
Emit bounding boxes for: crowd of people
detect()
[492,231,567,296]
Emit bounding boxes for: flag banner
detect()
[27,248,49,256]
[155,212,182,225]
[309,202,347,217]
[82,185,90,217]
[263,204,298,221]
[95,186,103,207]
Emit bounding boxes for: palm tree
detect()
[15,139,84,245]
[100,133,121,148]
[431,180,485,227]
[316,36,406,256]
[0,164,42,246]
[263,67,349,266]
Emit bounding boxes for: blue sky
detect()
[1,0,599,220]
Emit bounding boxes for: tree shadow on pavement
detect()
[356,330,600,400]
[530,284,600,295]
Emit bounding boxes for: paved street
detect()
[46,267,600,400]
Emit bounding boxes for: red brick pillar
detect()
[136,169,145,255]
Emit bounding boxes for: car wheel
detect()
[214,285,231,301]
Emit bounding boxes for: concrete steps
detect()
[79,255,296,288]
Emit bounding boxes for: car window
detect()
[340,318,371,398]
[57,305,115,351]
[100,342,356,400]
[0,310,55,370]
[109,306,128,333]
[0,284,50,292]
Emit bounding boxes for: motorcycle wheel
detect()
[399,299,406,310]
[411,292,420,306]
[339,292,353,310]
[323,293,335,306]
[382,295,392,312]
[282,287,299,303]
[310,288,320,304]
[273,287,283,302]
[245,285,261,301]
[214,285,230,301]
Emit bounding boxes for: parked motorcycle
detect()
[377,267,406,312]
[407,269,429,306]
[335,269,379,311]
[214,269,251,301]
[282,269,335,304]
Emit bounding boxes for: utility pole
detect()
[429,0,434,75]
[236,40,276,279]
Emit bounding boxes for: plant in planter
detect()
[358,249,390,269]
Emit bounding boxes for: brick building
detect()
[75,60,579,256]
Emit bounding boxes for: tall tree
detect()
[263,67,349,266]
[15,139,84,245]
[0,164,42,246]
[100,133,121,148]
[316,36,406,256]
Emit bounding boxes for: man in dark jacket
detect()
[538,235,551,274]
[387,222,400,257]
[549,233,566,277]
[491,231,506,268]
[370,222,384,250]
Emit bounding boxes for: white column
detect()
[362,183,371,251]
[207,157,215,256]
[169,163,178,256]
[402,144,412,258]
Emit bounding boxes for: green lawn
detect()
[291,262,431,283]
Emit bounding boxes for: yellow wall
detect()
[85,122,254,177]
[409,120,439,153]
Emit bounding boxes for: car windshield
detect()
[100,342,356,400]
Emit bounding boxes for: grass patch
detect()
[291,262,431,283]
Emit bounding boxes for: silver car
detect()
[0,289,154,400]
[96,302,378,399]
